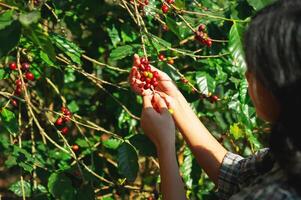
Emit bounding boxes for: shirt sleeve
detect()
[217,149,270,200]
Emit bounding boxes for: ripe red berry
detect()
[198,24,206,32]
[25,72,35,81]
[61,107,68,113]
[158,54,165,61]
[145,78,151,84]
[161,4,169,13]
[152,81,159,87]
[15,79,22,87]
[14,86,22,96]
[144,83,151,89]
[60,127,69,135]
[153,71,159,78]
[206,38,212,47]
[144,65,151,71]
[166,0,174,4]
[181,77,188,84]
[72,144,79,152]
[9,62,17,70]
[11,99,18,107]
[162,24,169,31]
[55,117,64,126]
[21,63,30,71]
[210,95,219,103]
[140,76,146,82]
[140,57,149,65]
[63,115,71,122]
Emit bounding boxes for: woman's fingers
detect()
[133,54,141,67]
[143,95,154,109]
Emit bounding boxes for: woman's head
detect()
[244,0,301,122]
[244,0,301,192]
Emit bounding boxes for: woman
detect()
[130,0,301,199]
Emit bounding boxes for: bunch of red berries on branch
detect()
[9,62,35,107]
[130,0,149,9]
[137,57,159,90]
[161,0,175,14]
[195,24,212,47]
[55,106,72,135]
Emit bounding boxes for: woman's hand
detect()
[141,93,175,150]
[129,54,180,98]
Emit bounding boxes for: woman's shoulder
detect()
[231,159,300,200]
[230,180,301,200]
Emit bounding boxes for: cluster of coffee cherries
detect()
[195,24,212,47]
[54,107,79,152]
[200,93,219,103]
[129,0,149,9]
[161,0,175,14]
[158,53,174,65]
[137,57,159,90]
[9,62,35,107]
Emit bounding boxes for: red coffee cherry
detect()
[11,99,18,107]
[14,86,22,96]
[60,127,69,135]
[72,144,79,152]
[166,0,175,4]
[210,95,219,103]
[198,24,206,32]
[21,63,30,71]
[55,117,64,126]
[9,62,17,70]
[161,3,169,13]
[153,71,159,78]
[25,72,35,81]
[162,24,169,31]
[15,79,22,87]
[158,54,165,61]
[181,77,188,84]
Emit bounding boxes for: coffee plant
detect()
[0,0,274,199]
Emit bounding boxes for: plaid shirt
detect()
[218,149,300,200]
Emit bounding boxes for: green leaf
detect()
[40,51,55,67]
[48,172,76,200]
[107,25,121,47]
[0,68,10,80]
[239,79,248,103]
[0,10,14,30]
[50,33,83,64]
[129,134,157,157]
[0,20,21,58]
[103,138,122,150]
[24,25,56,61]
[166,17,190,40]
[67,100,79,113]
[117,142,139,182]
[0,108,19,135]
[9,180,32,197]
[110,44,140,61]
[229,23,246,71]
[195,72,216,95]
[149,33,171,51]
[247,0,275,11]
[19,11,41,26]
[180,147,193,189]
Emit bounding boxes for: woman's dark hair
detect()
[244,0,301,193]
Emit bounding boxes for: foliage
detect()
[0,0,272,199]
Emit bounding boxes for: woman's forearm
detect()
[157,146,186,200]
[173,91,227,184]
